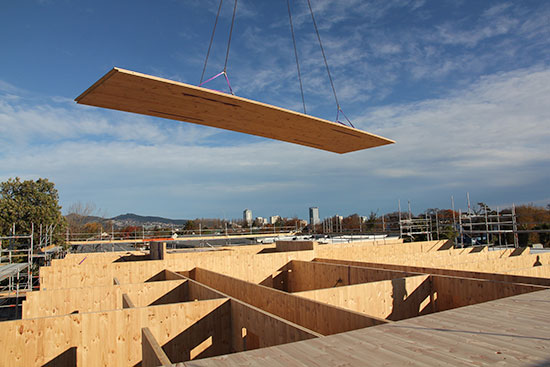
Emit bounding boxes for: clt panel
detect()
[75,68,394,154]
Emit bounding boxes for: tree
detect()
[0,177,66,245]
[516,204,550,246]
[66,201,97,235]
[342,214,361,232]
[364,211,378,232]
[184,220,197,232]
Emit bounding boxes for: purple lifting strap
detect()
[336,107,355,128]
[198,70,234,95]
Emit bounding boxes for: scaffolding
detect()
[398,200,434,241]
[0,224,63,319]
[399,217,433,241]
[458,205,519,248]
[0,232,32,320]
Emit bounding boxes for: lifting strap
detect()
[199,0,238,95]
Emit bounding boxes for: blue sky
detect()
[1,0,549,220]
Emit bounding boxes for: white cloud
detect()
[2,67,549,200]
[356,67,550,186]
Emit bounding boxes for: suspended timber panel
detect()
[75,68,394,154]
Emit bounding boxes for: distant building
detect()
[255,217,267,226]
[243,209,252,226]
[309,207,320,226]
[269,215,280,225]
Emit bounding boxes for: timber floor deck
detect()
[182,289,550,366]
[75,68,394,154]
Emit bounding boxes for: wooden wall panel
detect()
[40,249,316,289]
[295,275,432,321]
[190,267,387,336]
[41,241,445,291]
[504,264,550,278]
[23,279,189,318]
[142,327,172,367]
[39,260,168,289]
[229,298,319,353]
[172,270,320,352]
[288,260,418,292]
[314,240,447,260]
[150,242,166,260]
[122,293,135,308]
[431,276,547,311]
[0,299,227,367]
[314,258,550,287]
[159,300,232,363]
[316,245,550,275]
[276,240,316,252]
[52,251,147,266]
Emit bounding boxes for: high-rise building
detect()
[309,207,320,226]
[243,209,252,226]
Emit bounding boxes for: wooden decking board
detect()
[185,290,550,366]
[75,68,394,153]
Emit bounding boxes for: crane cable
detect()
[224,0,238,72]
[287,0,307,114]
[199,0,238,95]
[199,0,223,85]
[199,0,353,127]
[306,0,354,127]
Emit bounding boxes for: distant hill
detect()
[110,213,188,226]
[65,213,105,225]
[65,213,189,227]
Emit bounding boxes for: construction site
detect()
[0,237,548,366]
[1,1,549,366]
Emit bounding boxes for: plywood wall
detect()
[40,240,450,290]
[173,273,321,353]
[313,258,550,287]
[276,240,316,252]
[431,275,547,311]
[295,275,432,321]
[142,327,172,367]
[288,260,418,292]
[504,264,550,278]
[191,267,387,336]
[0,299,228,367]
[40,249,315,289]
[23,279,190,318]
[159,299,232,363]
[229,298,319,353]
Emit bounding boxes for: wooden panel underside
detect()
[75,68,394,154]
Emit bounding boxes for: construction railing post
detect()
[459,209,464,248]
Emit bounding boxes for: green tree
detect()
[184,220,197,232]
[364,211,378,232]
[0,177,66,245]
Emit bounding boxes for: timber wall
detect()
[295,275,432,321]
[0,299,227,367]
[22,279,195,318]
[287,260,418,292]
[39,240,453,289]
[431,275,547,311]
[314,258,550,287]
[190,267,387,335]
